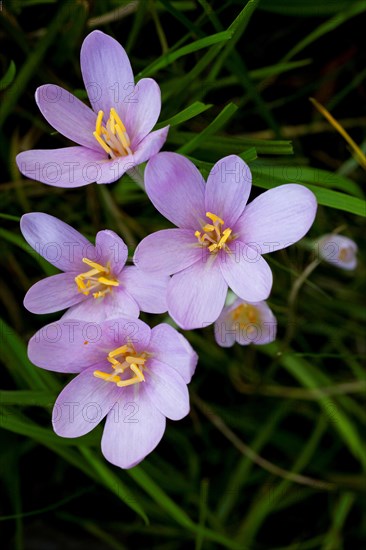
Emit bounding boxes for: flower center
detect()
[231,303,259,333]
[338,246,353,263]
[93,343,148,387]
[93,108,132,158]
[75,257,119,299]
[195,212,233,253]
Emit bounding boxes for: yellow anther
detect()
[82,258,106,271]
[93,107,132,158]
[110,108,126,132]
[95,110,104,135]
[126,356,145,365]
[98,277,119,286]
[94,370,121,384]
[206,212,224,225]
[75,258,119,298]
[195,212,233,253]
[93,131,113,155]
[96,345,148,388]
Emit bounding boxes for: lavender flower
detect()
[21,212,168,321]
[134,153,317,329]
[317,234,358,270]
[16,30,169,187]
[28,317,197,469]
[214,297,277,347]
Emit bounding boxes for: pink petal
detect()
[61,289,140,323]
[52,366,120,437]
[134,229,204,275]
[121,266,168,314]
[235,184,317,253]
[167,259,228,329]
[145,359,189,420]
[80,30,134,116]
[24,273,85,314]
[20,212,93,272]
[35,85,100,151]
[95,230,128,274]
[101,385,166,469]
[16,146,107,188]
[205,155,252,226]
[149,323,197,383]
[219,242,273,302]
[28,319,107,373]
[144,152,206,229]
[122,78,162,147]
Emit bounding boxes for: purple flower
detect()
[28,317,197,469]
[21,212,168,321]
[214,297,277,347]
[317,234,358,270]
[134,153,317,329]
[16,30,169,188]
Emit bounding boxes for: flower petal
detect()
[101,385,166,469]
[95,230,128,274]
[16,146,107,188]
[52,366,120,437]
[35,85,100,151]
[149,323,198,383]
[145,359,189,421]
[100,317,151,354]
[122,78,162,147]
[121,266,168,314]
[28,319,106,373]
[144,152,206,229]
[61,289,140,323]
[205,155,252,226]
[235,184,317,253]
[24,273,85,314]
[219,242,273,302]
[134,229,205,275]
[167,259,227,329]
[20,212,93,272]
[80,30,134,116]
[95,126,169,184]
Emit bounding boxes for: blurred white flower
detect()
[317,234,357,271]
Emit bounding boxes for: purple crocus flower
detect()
[16,30,169,187]
[134,153,317,329]
[28,317,197,469]
[214,296,277,347]
[317,234,358,270]
[21,212,168,321]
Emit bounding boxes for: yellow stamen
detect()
[95,110,104,135]
[195,212,233,253]
[75,257,119,298]
[94,344,148,388]
[93,131,113,155]
[93,107,132,158]
[110,108,126,132]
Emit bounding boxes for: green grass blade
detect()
[176,103,238,154]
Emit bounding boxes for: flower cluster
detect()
[17,29,337,470]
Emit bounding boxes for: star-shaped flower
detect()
[134,153,317,329]
[21,212,168,321]
[28,317,198,469]
[16,31,169,187]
